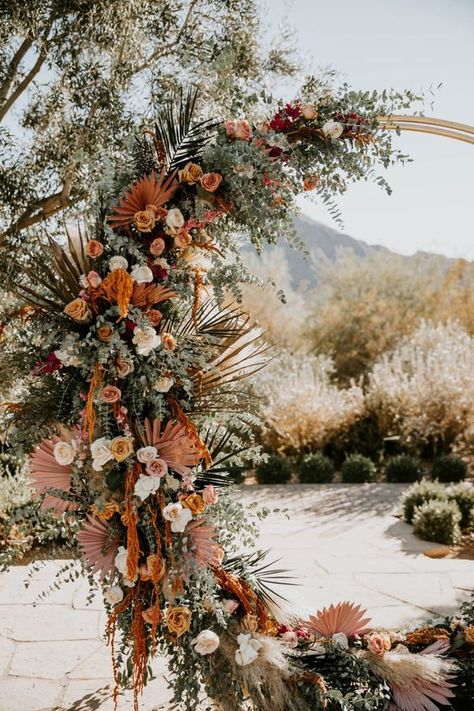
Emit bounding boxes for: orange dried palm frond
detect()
[108,171,178,229]
[186,518,223,568]
[99,268,134,320]
[307,601,372,638]
[130,283,177,308]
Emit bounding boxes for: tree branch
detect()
[0,43,48,123]
[0,36,34,103]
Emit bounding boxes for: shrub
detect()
[432,454,468,483]
[255,454,292,484]
[413,499,462,545]
[448,483,474,529]
[401,478,447,524]
[385,454,422,483]
[297,453,335,483]
[226,466,245,485]
[341,454,375,483]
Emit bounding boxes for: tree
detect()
[0,0,296,241]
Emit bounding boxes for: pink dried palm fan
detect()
[77,515,120,581]
[140,418,201,475]
[307,601,372,638]
[185,518,224,568]
[29,436,78,512]
[108,171,178,229]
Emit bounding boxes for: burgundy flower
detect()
[33,352,62,376]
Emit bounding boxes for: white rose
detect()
[132,325,161,356]
[165,208,185,234]
[104,585,124,605]
[235,633,262,666]
[322,119,344,139]
[134,474,161,501]
[109,255,129,272]
[136,446,158,464]
[332,632,349,649]
[162,502,192,532]
[131,264,153,284]
[281,631,298,648]
[90,437,113,471]
[53,440,76,466]
[115,546,137,586]
[192,630,220,656]
[154,376,174,393]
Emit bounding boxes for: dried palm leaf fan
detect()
[223,550,296,613]
[10,224,92,316]
[154,86,218,173]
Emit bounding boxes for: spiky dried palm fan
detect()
[307,601,372,638]
[224,550,295,614]
[138,418,201,476]
[77,515,120,581]
[10,225,92,316]
[108,171,178,229]
[30,435,78,512]
[186,518,223,568]
[154,86,218,172]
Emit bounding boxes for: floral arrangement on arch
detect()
[2,84,470,710]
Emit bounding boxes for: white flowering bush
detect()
[256,353,365,456]
[367,321,474,452]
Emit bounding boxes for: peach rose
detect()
[64,298,92,323]
[146,458,168,477]
[148,309,163,327]
[200,172,222,193]
[100,385,121,403]
[225,120,252,141]
[86,240,104,258]
[367,633,388,656]
[115,356,134,378]
[97,325,113,342]
[302,104,318,120]
[182,493,205,515]
[110,436,134,462]
[202,484,218,505]
[142,604,162,625]
[150,237,166,256]
[174,228,192,249]
[161,332,177,351]
[166,606,191,638]
[178,162,203,185]
[134,210,155,232]
[303,174,320,192]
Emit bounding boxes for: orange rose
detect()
[150,237,166,256]
[142,603,162,625]
[465,626,474,644]
[115,356,134,378]
[178,162,203,184]
[64,298,92,323]
[110,436,134,462]
[97,325,113,342]
[161,332,177,351]
[174,228,192,249]
[86,240,104,258]
[303,174,320,192]
[182,493,205,515]
[148,309,162,327]
[134,209,155,233]
[100,385,121,403]
[166,606,191,638]
[139,554,166,582]
[200,172,222,193]
[302,104,318,120]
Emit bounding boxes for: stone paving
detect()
[0,483,472,710]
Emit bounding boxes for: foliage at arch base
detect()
[2,83,473,710]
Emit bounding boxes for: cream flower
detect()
[165,474,180,491]
[131,264,153,284]
[136,446,158,464]
[165,208,185,234]
[332,632,349,648]
[132,325,161,356]
[162,502,192,532]
[322,119,344,139]
[104,585,124,605]
[154,375,174,393]
[235,633,262,666]
[53,440,76,466]
[134,474,161,501]
[109,255,129,272]
[115,546,138,586]
[192,630,220,655]
[302,104,318,120]
[90,437,113,471]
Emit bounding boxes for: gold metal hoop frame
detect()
[377,115,474,144]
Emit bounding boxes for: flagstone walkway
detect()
[0,483,472,710]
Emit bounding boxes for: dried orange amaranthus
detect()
[100,268,134,321]
[83,363,104,442]
[123,464,141,580]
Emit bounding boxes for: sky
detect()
[267,0,474,258]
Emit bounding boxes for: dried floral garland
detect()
[2,85,471,710]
